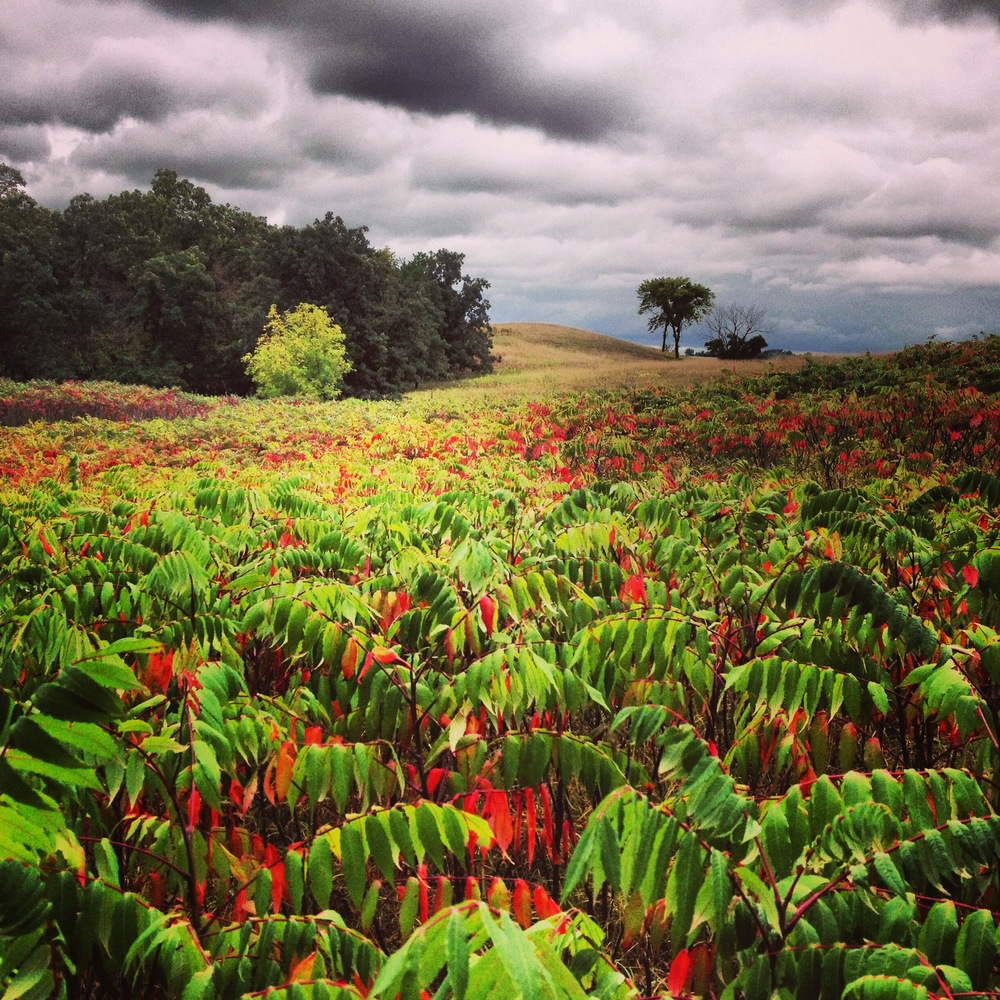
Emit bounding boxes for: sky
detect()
[3,0,1000,354]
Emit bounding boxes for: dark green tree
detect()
[637,276,715,358]
[128,248,228,388]
[402,250,494,376]
[704,303,771,359]
[0,165,66,378]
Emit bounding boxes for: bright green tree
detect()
[243,302,351,399]
[637,276,715,358]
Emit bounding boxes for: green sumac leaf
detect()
[285,847,304,912]
[330,744,353,812]
[191,740,222,811]
[918,900,959,967]
[87,839,119,893]
[871,852,908,898]
[366,812,396,880]
[844,975,928,1000]
[414,803,445,870]
[340,822,367,909]
[361,880,381,934]
[389,807,417,868]
[399,876,420,940]
[743,954,772,1000]
[666,832,704,952]
[597,816,621,894]
[309,835,333,909]
[447,907,470,1000]
[955,908,997,991]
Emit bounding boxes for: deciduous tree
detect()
[243,302,351,399]
[637,276,715,358]
[704,303,772,359]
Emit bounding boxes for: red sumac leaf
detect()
[668,948,691,998]
[532,884,560,919]
[525,787,537,865]
[485,790,513,853]
[479,595,496,637]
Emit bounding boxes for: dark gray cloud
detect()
[71,119,289,190]
[753,0,1000,22]
[3,70,172,132]
[307,16,623,139]
[133,0,628,139]
[0,125,51,163]
[912,0,1000,23]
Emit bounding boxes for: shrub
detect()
[243,303,351,400]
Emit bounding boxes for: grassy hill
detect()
[417,322,812,402]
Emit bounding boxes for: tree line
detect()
[0,164,494,397]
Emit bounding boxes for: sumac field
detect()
[2,336,1000,999]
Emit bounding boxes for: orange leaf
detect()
[289,950,318,982]
[341,637,358,680]
[275,741,297,803]
[417,863,429,922]
[263,761,277,806]
[487,877,510,912]
[512,879,532,929]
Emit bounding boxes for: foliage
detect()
[704,304,771,359]
[401,250,495,378]
[0,338,999,998]
[0,165,493,397]
[637,276,715,359]
[244,304,352,400]
[0,380,221,427]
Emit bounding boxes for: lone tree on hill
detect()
[637,276,715,358]
[704,303,772,359]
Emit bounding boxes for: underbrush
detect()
[0,379,229,426]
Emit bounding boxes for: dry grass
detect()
[412,322,824,406]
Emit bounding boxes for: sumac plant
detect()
[1,337,1000,999]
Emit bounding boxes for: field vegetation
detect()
[1,326,999,1000]
[424,324,812,403]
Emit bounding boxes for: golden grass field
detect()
[414,322,820,405]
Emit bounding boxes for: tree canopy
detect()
[0,166,494,397]
[244,303,351,399]
[637,276,715,358]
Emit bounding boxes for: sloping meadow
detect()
[1,337,1000,999]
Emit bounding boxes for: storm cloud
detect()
[2,0,999,352]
